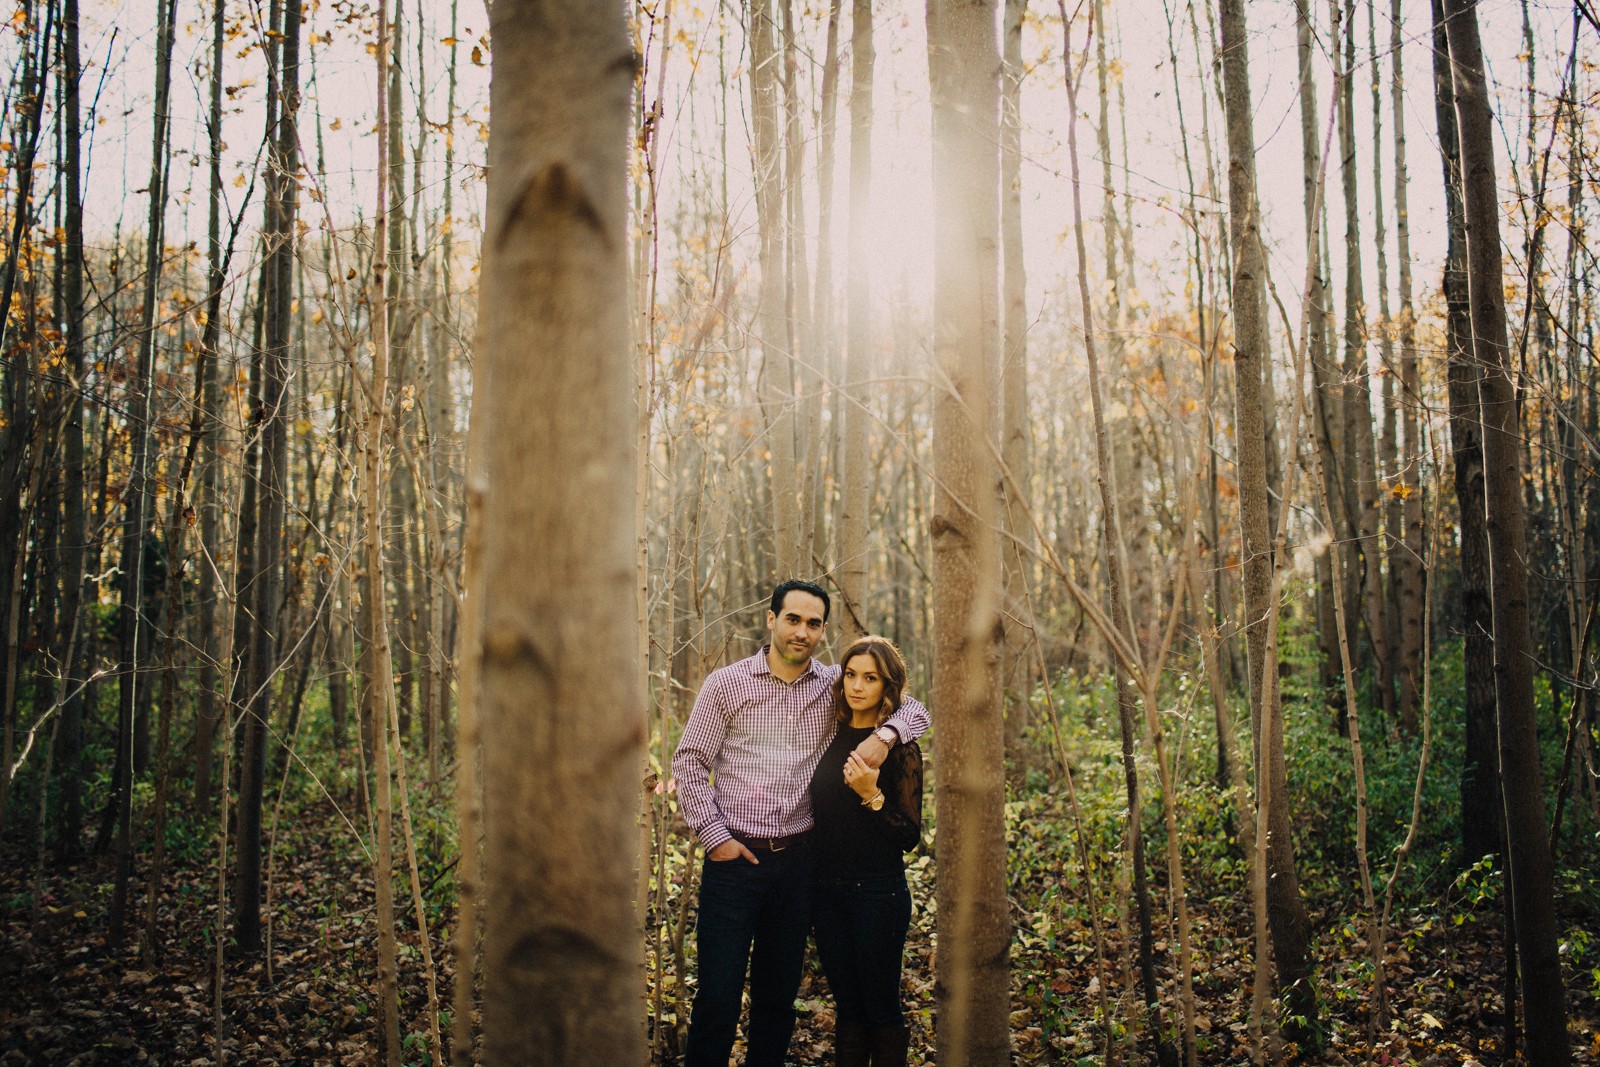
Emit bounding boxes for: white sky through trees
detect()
[48,0,1568,404]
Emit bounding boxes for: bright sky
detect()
[56,0,1570,374]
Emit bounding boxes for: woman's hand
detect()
[843,751,880,802]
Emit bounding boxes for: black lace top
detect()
[809,724,924,879]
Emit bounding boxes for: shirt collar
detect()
[752,645,820,682]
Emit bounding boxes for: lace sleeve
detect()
[875,742,923,852]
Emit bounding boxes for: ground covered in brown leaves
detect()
[3,788,1598,1066]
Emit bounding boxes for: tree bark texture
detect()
[54,0,87,856]
[1294,0,1344,715]
[236,0,298,953]
[927,2,1008,1064]
[1392,0,1424,732]
[751,0,798,580]
[477,0,645,1062]
[110,0,178,944]
[1217,0,1319,1037]
[1428,0,1500,868]
[839,0,874,641]
[999,0,1032,772]
[1442,0,1570,1057]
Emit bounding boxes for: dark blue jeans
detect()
[811,874,912,1027]
[684,838,815,1067]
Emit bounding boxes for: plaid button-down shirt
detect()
[671,647,931,853]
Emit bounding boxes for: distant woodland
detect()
[0,0,1596,1063]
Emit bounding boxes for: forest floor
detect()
[2,794,1599,1066]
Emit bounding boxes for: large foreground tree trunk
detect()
[1217,0,1319,1040]
[476,0,645,1061]
[926,2,1008,1064]
[1442,1,1570,1059]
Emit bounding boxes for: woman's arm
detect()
[874,744,923,852]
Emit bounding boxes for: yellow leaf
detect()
[232,174,246,187]
[330,117,342,131]
[1421,1012,1442,1029]
[471,45,484,65]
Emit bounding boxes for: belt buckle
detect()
[769,837,786,852]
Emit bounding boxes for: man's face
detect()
[767,591,827,667]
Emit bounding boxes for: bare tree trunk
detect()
[1000,0,1032,775]
[386,0,418,746]
[751,0,797,579]
[1367,0,1407,735]
[364,5,403,1062]
[1333,0,1393,725]
[236,0,297,954]
[475,0,644,1062]
[1293,0,1344,718]
[1061,16,1167,1057]
[193,0,227,818]
[812,0,842,574]
[780,0,819,577]
[927,1,1008,1063]
[838,0,874,640]
[1549,33,1590,863]
[1217,0,1319,1040]
[142,179,237,957]
[1442,1,1571,1058]
[1428,0,1499,869]
[435,0,462,774]
[450,412,484,1067]
[1391,0,1424,735]
[109,0,178,945]
[55,0,87,856]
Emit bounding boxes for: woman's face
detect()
[842,654,886,716]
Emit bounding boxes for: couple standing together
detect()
[671,580,930,1067]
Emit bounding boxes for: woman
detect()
[809,636,924,1067]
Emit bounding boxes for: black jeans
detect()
[812,874,912,1027]
[683,837,815,1067]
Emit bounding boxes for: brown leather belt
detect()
[732,830,812,852]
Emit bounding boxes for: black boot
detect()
[834,1020,870,1067]
[866,1024,910,1066]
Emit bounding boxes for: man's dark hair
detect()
[770,579,831,622]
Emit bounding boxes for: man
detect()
[672,580,930,1067]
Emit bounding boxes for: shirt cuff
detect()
[696,822,732,854]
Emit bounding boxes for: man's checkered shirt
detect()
[671,648,931,853]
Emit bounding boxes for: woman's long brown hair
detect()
[831,636,909,726]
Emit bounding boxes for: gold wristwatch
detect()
[862,789,885,811]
